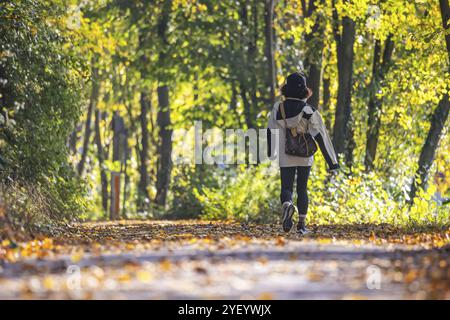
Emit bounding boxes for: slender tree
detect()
[136,29,152,210]
[264,0,278,106]
[364,35,394,171]
[94,108,108,213]
[110,111,127,219]
[138,91,151,209]
[249,0,259,122]
[322,76,331,131]
[239,1,257,129]
[331,0,356,165]
[409,0,450,201]
[301,0,324,109]
[155,0,173,207]
[77,64,100,176]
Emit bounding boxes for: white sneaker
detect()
[281,202,296,232]
[296,215,309,235]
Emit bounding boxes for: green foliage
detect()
[1,174,87,237]
[308,163,449,227]
[75,0,450,227]
[1,0,448,232]
[0,0,87,230]
[195,164,279,223]
[169,165,220,219]
[195,159,450,227]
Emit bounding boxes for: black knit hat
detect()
[281,72,309,99]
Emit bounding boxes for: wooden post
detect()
[110,172,121,220]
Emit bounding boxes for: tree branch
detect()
[307,0,317,17]
[331,0,341,48]
[381,34,394,72]
[300,0,307,17]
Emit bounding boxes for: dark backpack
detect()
[279,101,318,157]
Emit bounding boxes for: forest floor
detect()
[0,220,449,299]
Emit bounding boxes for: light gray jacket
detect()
[267,99,338,168]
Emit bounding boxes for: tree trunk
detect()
[77,66,100,176]
[94,108,108,213]
[248,0,258,128]
[135,30,154,211]
[110,111,126,220]
[409,96,450,201]
[306,62,321,109]
[364,36,394,171]
[154,0,173,207]
[155,85,172,207]
[302,0,323,109]
[240,84,253,129]
[409,0,450,201]
[441,0,450,53]
[121,142,130,219]
[137,91,151,210]
[322,76,331,131]
[331,3,356,165]
[264,0,277,106]
[236,1,257,130]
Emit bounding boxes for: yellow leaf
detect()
[43,277,54,290]
[160,259,172,271]
[117,273,131,282]
[70,250,84,263]
[1,239,11,247]
[41,238,53,250]
[258,292,273,300]
[136,270,153,283]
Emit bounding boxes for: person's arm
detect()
[308,110,339,171]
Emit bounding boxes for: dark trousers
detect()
[280,166,311,216]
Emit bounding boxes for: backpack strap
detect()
[279,102,288,128]
[280,102,299,137]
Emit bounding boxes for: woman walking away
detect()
[267,72,339,234]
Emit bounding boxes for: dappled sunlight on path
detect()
[0,220,449,299]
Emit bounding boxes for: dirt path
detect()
[0,220,449,299]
